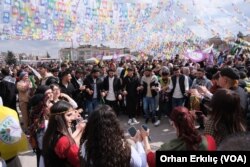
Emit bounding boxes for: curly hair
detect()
[81,105,131,167]
[171,106,202,150]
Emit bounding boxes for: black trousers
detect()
[36,148,42,167]
[157,101,171,120]
[126,99,137,119]
[105,100,118,115]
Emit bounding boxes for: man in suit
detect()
[122,67,141,125]
[59,70,76,98]
[102,68,122,115]
[71,68,86,109]
[84,68,103,114]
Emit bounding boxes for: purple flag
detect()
[185,50,208,63]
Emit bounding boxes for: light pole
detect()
[71,38,73,61]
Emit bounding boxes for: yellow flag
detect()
[0,106,29,160]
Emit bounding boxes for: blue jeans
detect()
[172,97,186,109]
[143,97,156,119]
[86,98,100,114]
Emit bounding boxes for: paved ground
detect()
[18,114,176,167]
[120,114,176,149]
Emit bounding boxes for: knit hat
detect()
[19,71,28,80]
[161,66,170,74]
[220,68,240,80]
[144,66,152,71]
[91,67,100,74]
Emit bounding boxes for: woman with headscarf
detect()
[17,71,32,132]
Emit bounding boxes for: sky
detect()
[0,40,71,57]
[0,0,249,57]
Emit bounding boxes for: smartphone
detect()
[76,118,83,124]
[141,124,148,131]
[84,114,89,120]
[141,124,152,142]
[127,126,137,137]
[76,117,87,124]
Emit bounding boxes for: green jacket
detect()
[158,136,212,151]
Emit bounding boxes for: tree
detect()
[46,52,51,58]
[5,51,17,65]
[237,31,244,39]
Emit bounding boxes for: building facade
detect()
[59,45,130,61]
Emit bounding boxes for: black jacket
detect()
[71,76,79,90]
[102,76,122,99]
[122,75,140,100]
[231,86,247,112]
[0,76,16,110]
[171,75,186,97]
[59,82,76,99]
[83,75,103,100]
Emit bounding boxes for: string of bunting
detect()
[0,0,249,55]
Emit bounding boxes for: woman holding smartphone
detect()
[29,85,54,167]
[80,105,146,167]
[43,101,85,167]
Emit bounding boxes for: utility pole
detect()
[71,38,73,61]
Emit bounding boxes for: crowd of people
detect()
[1,51,250,167]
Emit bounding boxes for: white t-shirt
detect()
[106,77,116,101]
[117,67,124,77]
[169,76,189,98]
[93,79,97,99]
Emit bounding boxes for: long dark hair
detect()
[210,88,246,134]
[80,105,131,167]
[43,101,74,167]
[171,106,202,150]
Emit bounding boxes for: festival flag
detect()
[206,50,214,67]
[28,65,42,79]
[185,49,207,63]
[202,44,214,53]
[0,106,29,160]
